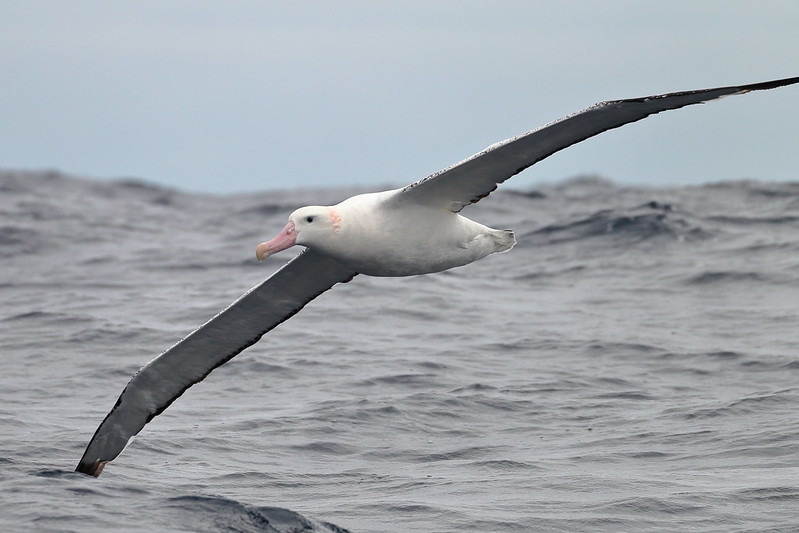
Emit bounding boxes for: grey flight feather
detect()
[399,76,799,212]
[76,249,356,476]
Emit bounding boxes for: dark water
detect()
[2,170,799,532]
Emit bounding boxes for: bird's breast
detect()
[323,207,501,277]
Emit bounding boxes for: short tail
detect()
[493,229,516,253]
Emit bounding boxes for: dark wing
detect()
[76,249,357,476]
[397,76,799,212]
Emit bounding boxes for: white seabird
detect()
[76,76,799,476]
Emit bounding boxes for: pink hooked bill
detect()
[256,220,297,261]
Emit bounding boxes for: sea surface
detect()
[2,170,799,533]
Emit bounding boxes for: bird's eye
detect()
[305,216,315,223]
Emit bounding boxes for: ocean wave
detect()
[4,170,799,533]
[521,201,708,246]
[164,495,351,533]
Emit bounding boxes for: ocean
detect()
[2,170,798,532]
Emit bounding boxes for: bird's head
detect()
[256,206,341,261]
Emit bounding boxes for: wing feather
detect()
[398,76,799,211]
[75,249,357,476]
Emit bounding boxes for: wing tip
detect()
[75,459,107,477]
[736,75,799,94]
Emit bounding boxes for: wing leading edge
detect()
[76,249,357,476]
[398,76,799,211]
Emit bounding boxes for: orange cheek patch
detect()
[329,208,342,233]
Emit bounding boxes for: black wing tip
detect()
[595,75,799,108]
[75,459,107,477]
[737,75,799,93]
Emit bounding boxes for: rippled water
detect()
[2,171,799,532]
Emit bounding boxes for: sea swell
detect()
[2,170,799,532]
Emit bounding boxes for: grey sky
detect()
[2,1,798,193]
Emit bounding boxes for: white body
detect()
[304,189,515,276]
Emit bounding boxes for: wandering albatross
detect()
[76,76,799,476]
